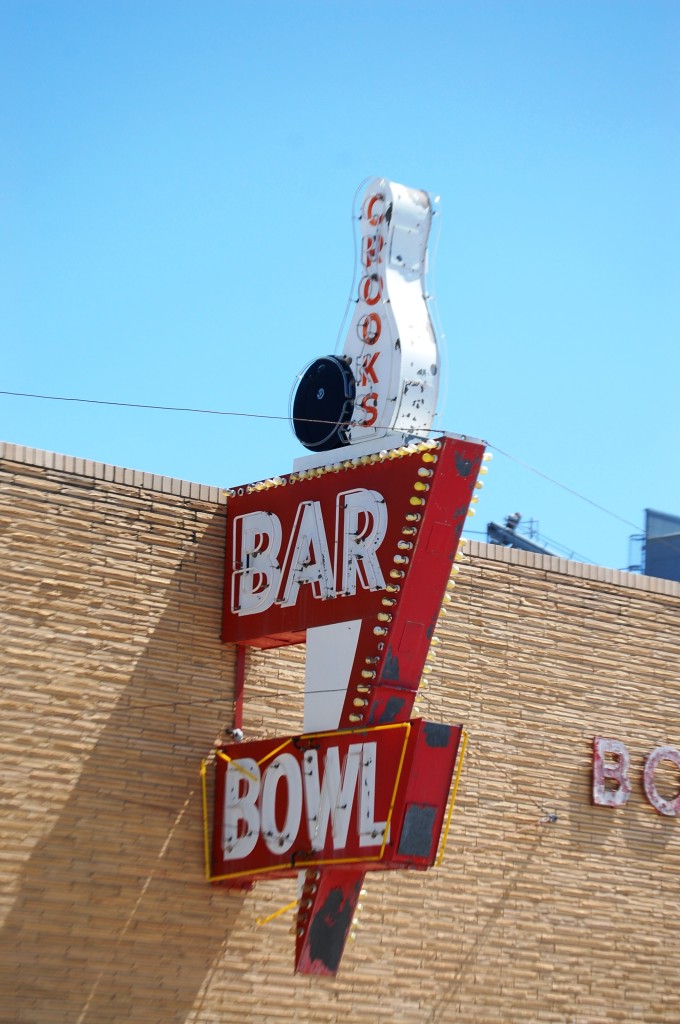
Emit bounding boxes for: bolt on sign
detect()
[210,720,463,882]
[210,434,484,974]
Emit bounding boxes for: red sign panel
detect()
[209,720,462,884]
[215,433,484,975]
[222,436,484,649]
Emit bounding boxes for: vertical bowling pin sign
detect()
[214,178,486,976]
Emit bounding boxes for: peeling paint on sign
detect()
[592,737,680,817]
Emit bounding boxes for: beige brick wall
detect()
[1,444,679,1024]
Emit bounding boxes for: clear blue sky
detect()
[2,0,678,570]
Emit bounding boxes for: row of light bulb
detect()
[347,451,436,723]
[224,439,443,498]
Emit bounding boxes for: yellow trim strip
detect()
[303,722,407,741]
[216,749,259,782]
[379,722,411,859]
[200,759,211,881]
[257,738,292,766]
[256,900,298,926]
[206,721,413,884]
[436,728,469,867]
[208,851,385,884]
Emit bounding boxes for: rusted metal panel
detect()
[294,868,365,976]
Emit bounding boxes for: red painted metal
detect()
[222,436,484,649]
[294,867,364,977]
[209,720,462,885]
[233,645,246,731]
[217,435,483,975]
[335,439,482,732]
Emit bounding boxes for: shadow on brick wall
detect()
[0,504,249,1024]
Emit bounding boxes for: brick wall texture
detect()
[1,443,679,1024]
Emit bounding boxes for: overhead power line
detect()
[487,443,643,534]
[0,389,295,423]
[0,387,647,537]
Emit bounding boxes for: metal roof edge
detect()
[0,440,227,505]
[466,538,680,598]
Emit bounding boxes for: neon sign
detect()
[209,721,463,882]
[213,434,484,974]
[211,178,487,976]
[291,179,441,452]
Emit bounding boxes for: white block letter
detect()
[303,744,363,851]
[592,737,631,808]
[223,758,261,859]
[231,511,282,616]
[336,488,387,595]
[643,746,680,817]
[261,753,303,853]
[277,501,335,608]
[358,741,389,846]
